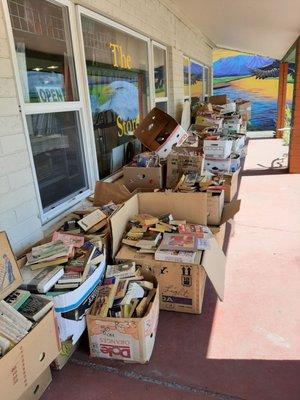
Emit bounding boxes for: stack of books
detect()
[174,171,225,193]
[90,262,156,319]
[20,232,105,295]
[121,213,211,263]
[0,295,53,358]
[121,213,177,254]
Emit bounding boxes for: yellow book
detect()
[30,256,69,270]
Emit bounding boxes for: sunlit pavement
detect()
[42,138,300,400]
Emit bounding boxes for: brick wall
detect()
[0,0,213,254]
[0,1,44,253]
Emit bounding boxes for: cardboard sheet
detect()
[201,237,226,300]
[0,232,23,301]
[93,181,133,206]
[220,200,241,225]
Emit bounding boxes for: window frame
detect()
[76,6,153,181]
[183,55,191,101]
[3,0,98,224]
[151,41,169,112]
[183,55,211,102]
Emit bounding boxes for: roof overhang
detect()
[167,0,300,59]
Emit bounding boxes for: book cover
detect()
[4,289,31,310]
[106,262,136,279]
[92,279,119,317]
[52,231,84,248]
[155,248,198,264]
[159,233,197,252]
[78,209,106,232]
[136,232,161,249]
[18,295,53,322]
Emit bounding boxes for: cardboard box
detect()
[230,156,241,172]
[134,107,188,158]
[203,139,233,159]
[19,367,52,400]
[209,200,241,247]
[207,190,224,225]
[236,100,251,121]
[220,102,236,114]
[116,237,225,314]
[0,310,60,400]
[50,256,106,344]
[110,192,226,314]
[224,169,240,202]
[209,95,227,105]
[87,270,159,363]
[204,157,231,174]
[231,135,246,155]
[166,148,204,188]
[123,163,164,192]
[196,116,223,130]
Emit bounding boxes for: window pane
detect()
[81,15,149,179]
[153,45,167,98]
[190,62,203,105]
[183,57,190,97]
[203,66,209,96]
[26,111,88,211]
[155,101,168,113]
[8,0,78,103]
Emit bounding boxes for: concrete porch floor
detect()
[42,138,300,400]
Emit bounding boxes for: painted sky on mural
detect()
[213,49,294,131]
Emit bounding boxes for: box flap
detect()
[93,181,133,206]
[134,107,178,151]
[110,194,139,257]
[0,232,23,300]
[138,192,208,225]
[181,100,191,131]
[209,95,227,105]
[202,237,226,300]
[220,199,241,225]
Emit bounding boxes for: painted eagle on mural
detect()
[251,60,295,79]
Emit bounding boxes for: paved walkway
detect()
[43,138,300,400]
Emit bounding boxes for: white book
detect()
[0,300,32,331]
[0,317,28,344]
[155,249,202,264]
[20,265,64,293]
[197,238,211,250]
[120,282,145,306]
[0,335,11,355]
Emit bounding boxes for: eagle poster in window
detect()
[0,232,23,301]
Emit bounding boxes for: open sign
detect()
[36,86,65,102]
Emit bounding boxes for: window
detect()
[203,66,211,99]
[190,60,203,106]
[152,42,168,112]
[7,0,90,221]
[79,9,150,179]
[183,56,190,99]
[183,56,207,105]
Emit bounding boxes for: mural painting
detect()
[213,49,295,131]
